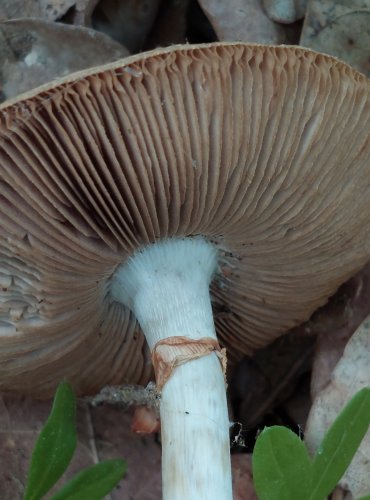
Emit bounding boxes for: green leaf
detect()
[252,426,313,500]
[252,388,370,500]
[310,387,370,500]
[49,459,127,500]
[23,381,77,500]
[357,495,370,500]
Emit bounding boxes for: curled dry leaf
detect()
[305,317,370,498]
[0,19,128,102]
[198,0,287,44]
[300,0,370,76]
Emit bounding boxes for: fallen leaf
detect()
[0,19,128,102]
[305,317,370,498]
[262,0,307,23]
[0,0,75,22]
[198,0,287,44]
[300,0,370,76]
[310,263,370,398]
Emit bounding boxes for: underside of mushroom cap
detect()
[0,42,370,396]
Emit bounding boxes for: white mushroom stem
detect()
[112,237,232,500]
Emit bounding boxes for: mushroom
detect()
[1,43,370,499]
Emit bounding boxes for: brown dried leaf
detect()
[310,263,370,398]
[0,19,128,102]
[305,317,370,498]
[300,0,370,76]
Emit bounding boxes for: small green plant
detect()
[20,382,370,499]
[252,387,370,500]
[23,381,126,500]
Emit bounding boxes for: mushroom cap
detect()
[1,43,370,397]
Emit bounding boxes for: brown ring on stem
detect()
[152,336,227,391]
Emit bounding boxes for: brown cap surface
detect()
[1,43,370,396]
